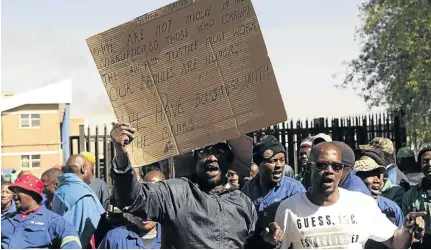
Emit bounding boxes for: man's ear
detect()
[80,165,86,175]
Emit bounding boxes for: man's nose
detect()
[207,154,218,162]
[325,165,336,174]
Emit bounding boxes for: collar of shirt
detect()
[249,174,286,207]
[19,205,41,219]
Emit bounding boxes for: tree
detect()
[338,0,431,149]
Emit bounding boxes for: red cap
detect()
[8,174,44,200]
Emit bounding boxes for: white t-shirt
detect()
[275,188,398,249]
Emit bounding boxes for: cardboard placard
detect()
[87,0,287,167]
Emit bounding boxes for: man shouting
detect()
[109,123,257,248]
[266,142,426,249]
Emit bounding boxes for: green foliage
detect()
[339,0,431,146]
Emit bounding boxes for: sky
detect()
[1,0,384,126]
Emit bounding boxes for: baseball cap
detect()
[312,133,332,146]
[80,151,96,164]
[354,158,386,174]
[369,137,394,154]
[300,136,313,149]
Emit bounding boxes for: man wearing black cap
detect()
[109,123,257,248]
[242,135,305,249]
[332,141,371,196]
[403,142,431,248]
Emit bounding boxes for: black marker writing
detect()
[181,59,197,75]
[245,64,271,88]
[156,19,172,36]
[92,39,114,56]
[185,6,212,24]
[197,18,214,34]
[101,72,118,85]
[165,28,189,45]
[166,41,198,61]
[162,119,194,140]
[222,5,250,24]
[108,82,134,101]
[155,98,184,124]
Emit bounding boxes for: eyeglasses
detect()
[196,146,227,159]
[308,161,344,171]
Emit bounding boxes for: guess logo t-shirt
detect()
[275,188,398,249]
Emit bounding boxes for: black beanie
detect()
[359,148,388,166]
[253,135,285,163]
[332,141,355,168]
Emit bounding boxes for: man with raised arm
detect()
[109,122,257,248]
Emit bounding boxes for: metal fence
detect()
[70,111,406,182]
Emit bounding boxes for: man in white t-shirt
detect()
[264,142,426,249]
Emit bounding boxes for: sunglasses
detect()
[196,146,227,159]
[308,161,344,171]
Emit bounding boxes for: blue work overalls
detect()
[1,205,81,249]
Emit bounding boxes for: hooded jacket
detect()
[53,173,105,247]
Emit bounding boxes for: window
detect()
[20,155,41,169]
[20,114,40,128]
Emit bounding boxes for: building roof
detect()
[1,80,72,112]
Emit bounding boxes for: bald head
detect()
[65,154,94,184]
[18,170,32,178]
[66,154,87,173]
[143,170,166,184]
[41,168,63,182]
[310,142,342,162]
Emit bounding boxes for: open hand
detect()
[262,222,284,245]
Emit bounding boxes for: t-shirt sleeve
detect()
[367,197,398,242]
[275,202,292,249]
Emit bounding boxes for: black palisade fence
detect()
[70,111,406,182]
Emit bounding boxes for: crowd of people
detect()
[1,122,431,249]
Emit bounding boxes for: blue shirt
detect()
[98,225,161,249]
[1,205,81,249]
[341,169,372,196]
[53,173,105,247]
[377,195,404,228]
[242,175,306,248]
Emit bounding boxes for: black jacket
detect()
[111,165,257,249]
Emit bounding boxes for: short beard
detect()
[201,175,226,191]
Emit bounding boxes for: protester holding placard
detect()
[109,122,257,248]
